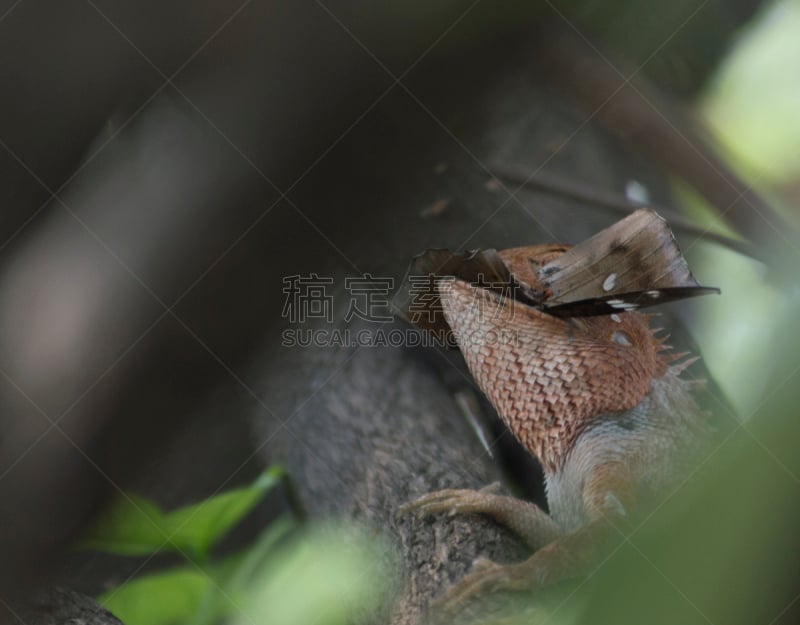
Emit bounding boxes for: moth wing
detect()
[539,209,717,314]
[545,287,720,317]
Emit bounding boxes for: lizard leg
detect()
[410,464,634,617]
[399,483,562,551]
[431,517,615,616]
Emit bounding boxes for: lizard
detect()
[396,208,719,615]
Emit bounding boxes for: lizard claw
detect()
[397,487,492,519]
[470,556,497,573]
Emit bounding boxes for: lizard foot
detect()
[398,484,561,550]
[398,483,503,518]
[430,557,539,617]
[428,518,615,618]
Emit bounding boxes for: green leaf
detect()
[163,466,283,560]
[82,467,284,559]
[98,515,295,625]
[99,567,217,625]
[80,494,170,556]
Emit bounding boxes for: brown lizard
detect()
[397,209,718,615]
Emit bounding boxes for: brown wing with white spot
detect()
[537,209,718,316]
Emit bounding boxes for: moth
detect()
[395,209,719,341]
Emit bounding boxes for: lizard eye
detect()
[612,330,632,346]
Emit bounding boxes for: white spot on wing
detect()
[607,299,638,311]
[602,273,617,292]
[610,314,621,323]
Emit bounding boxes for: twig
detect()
[493,166,761,262]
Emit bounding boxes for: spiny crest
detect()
[645,320,703,380]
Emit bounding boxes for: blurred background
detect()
[0,1,798,624]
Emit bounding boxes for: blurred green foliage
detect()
[83,468,394,625]
[703,0,800,184]
[233,526,394,625]
[83,467,284,562]
[687,0,800,413]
